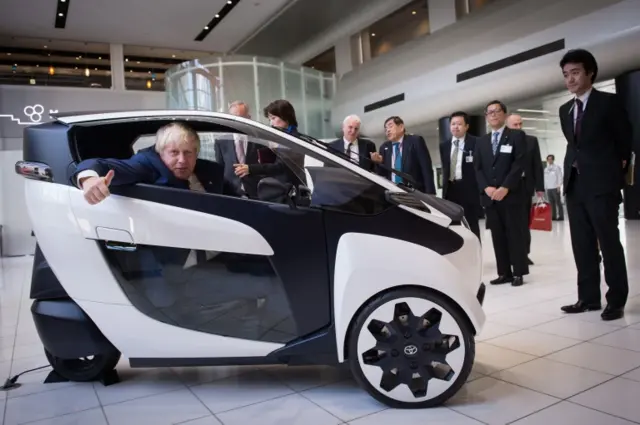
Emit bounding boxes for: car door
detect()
[65,114,331,359]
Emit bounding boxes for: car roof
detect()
[51,110,239,125]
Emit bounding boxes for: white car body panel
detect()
[75,300,284,359]
[333,232,485,363]
[68,188,274,255]
[25,178,284,358]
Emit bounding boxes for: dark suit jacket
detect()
[246,128,306,188]
[474,127,527,207]
[72,146,225,194]
[559,88,632,196]
[377,134,436,194]
[214,137,261,198]
[523,135,545,196]
[328,138,377,172]
[439,135,481,212]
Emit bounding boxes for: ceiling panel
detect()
[234,0,376,57]
[0,0,294,52]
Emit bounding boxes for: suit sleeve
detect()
[610,94,633,165]
[531,137,545,192]
[474,141,488,193]
[214,140,225,168]
[416,136,436,194]
[71,154,158,187]
[502,131,527,190]
[376,142,388,177]
[364,141,377,172]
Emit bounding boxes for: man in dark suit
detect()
[506,113,545,265]
[73,121,225,204]
[557,49,632,321]
[475,100,528,287]
[439,111,482,239]
[328,115,377,171]
[214,101,262,198]
[371,116,436,194]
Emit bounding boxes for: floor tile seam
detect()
[563,399,640,425]
[188,380,295,417]
[260,366,352,394]
[294,389,354,424]
[479,337,583,358]
[8,402,100,425]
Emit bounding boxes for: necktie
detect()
[393,142,402,183]
[492,132,500,155]
[346,143,356,163]
[450,139,459,181]
[235,135,246,163]
[574,99,584,141]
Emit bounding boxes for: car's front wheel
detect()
[348,288,475,408]
[44,348,121,382]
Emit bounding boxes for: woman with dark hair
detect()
[233,99,305,189]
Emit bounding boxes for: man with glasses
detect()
[474,101,528,287]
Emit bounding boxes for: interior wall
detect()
[0,85,166,257]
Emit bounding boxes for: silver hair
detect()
[343,114,361,126]
[154,122,201,154]
[229,100,250,113]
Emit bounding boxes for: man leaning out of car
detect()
[73,122,229,204]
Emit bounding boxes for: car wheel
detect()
[44,348,121,382]
[348,288,475,408]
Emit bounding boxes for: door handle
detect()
[104,241,137,252]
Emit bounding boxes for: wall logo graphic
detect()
[0,104,59,126]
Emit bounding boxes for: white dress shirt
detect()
[544,163,563,190]
[344,138,359,163]
[450,135,465,180]
[573,87,592,124]
[491,126,506,144]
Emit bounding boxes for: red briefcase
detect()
[530,200,552,231]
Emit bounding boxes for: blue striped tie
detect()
[393,142,402,183]
[492,132,500,155]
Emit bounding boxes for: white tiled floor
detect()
[2,219,640,424]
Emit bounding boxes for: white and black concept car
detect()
[16,110,486,408]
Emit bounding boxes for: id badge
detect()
[500,144,513,154]
[466,155,473,163]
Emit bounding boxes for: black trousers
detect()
[547,188,564,220]
[445,181,481,240]
[566,174,628,307]
[486,201,529,277]
[523,197,532,255]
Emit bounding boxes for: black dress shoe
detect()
[490,275,513,285]
[601,305,624,321]
[512,276,524,287]
[561,300,602,314]
[527,257,534,265]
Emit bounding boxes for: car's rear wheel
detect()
[44,348,121,382]
[348,288,475,408]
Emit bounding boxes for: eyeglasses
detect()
[485,109,503,116]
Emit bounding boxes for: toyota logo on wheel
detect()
[404,345,418,356]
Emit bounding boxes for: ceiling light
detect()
[85,68,90,77]
[49,66,55,75]
[215,14,220,18]
[412,10,416,14]
[146,80,152,89]
[61,0,65,2]
[36,64,39,67]
[44,45,48,48]
[171,54,176,58]
[204,26,209,30]
[7,53,11,56]
[129,70,132,72]
[371,33,376,36]
[58,12,64,17]
[517,108,549,114]
[98,56,102,60]
[227,0,232,3]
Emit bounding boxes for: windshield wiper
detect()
[293,131,418,188]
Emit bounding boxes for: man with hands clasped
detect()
[474,100,529,287]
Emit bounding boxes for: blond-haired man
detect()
[73,121,225,205]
